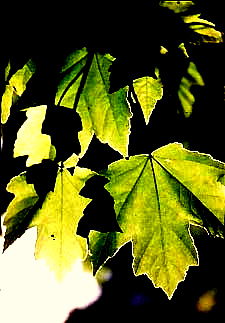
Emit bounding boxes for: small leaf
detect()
[1,59,36,124]
[14,105,54,166]
[133,75,163,124]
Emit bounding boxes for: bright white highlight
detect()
[0,226,101,323]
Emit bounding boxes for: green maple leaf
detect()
[133,74,163,124]
[90,143,225,298]
[4,166,95,281]
[29,167,94,281]
[1,59,36,124]
[55,49,131,157]
[14,105,56,166]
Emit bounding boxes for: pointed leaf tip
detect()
[133,76,163,124]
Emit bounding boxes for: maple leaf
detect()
[4,166,95,281]
[89,143,225,298]
[133,74,163,124]
[28,166,95,281]
[55,49,131,157]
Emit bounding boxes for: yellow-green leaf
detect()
[1,59,36,124]
[29,167,94,281]
[90,143,225,298]
[133,76,163,124]
[55,50,131,157]
[3,173,39,250]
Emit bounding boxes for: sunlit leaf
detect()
[133,75,163,124]
[30,167,95,281]
[55,50,131,157]
[4,167,95,281]
[90,143,225,298]
[1,59,36,124]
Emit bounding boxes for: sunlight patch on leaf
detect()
[14,105,55,166]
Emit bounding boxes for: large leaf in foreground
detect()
[90,143,225,298]
[29,167,94,281]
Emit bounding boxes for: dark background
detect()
[1,1,224,322]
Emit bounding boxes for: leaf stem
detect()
[73,51,94,111]
[57,56,88,107]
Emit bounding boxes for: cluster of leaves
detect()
[1,1,224,298]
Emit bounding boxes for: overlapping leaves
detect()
[1,3,225,300]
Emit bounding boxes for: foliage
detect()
[0,1,224,299]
